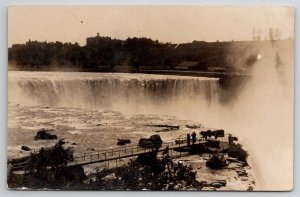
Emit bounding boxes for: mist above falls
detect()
[8,72,222,121]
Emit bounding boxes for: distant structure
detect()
[86,32,123,47]
[207,67,227,72]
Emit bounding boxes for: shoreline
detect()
[240,138,264,190]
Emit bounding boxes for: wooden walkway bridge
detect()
[69,137,228,167]
[10,137,229,171]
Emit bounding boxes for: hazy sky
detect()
[8,6,294,46]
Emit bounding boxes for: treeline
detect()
[9,35,286,72]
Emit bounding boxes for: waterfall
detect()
[8,71,221,117]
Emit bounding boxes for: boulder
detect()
[139,135,162,148]
[232,136,238,141]
[199,181,208,187]
[34,128,57,140]
[216,180,227,186]
[149,134,162,147]
[237,170,248,177]
[139,138,153,148]
[21,145,31,151]
[210,182,222,188]
[206,154,227,169]
[117,138,131,145]
[186,125,201,129]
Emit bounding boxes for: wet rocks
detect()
[236,169,248,177]
[34,128,57,140]
[216,180,227,187]
[149,134,162,145]
[205,154,228,169]
[210,182,222,188]
[139,134,162,148]
[117,138,131,145]
[139,138,153,148]
[226,143,248,162]
[146,124,179,132]
[21,145,31,151]
[186,125,201,129]
[200,180,226,189]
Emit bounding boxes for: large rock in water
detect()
[149,134,162,147]
[21,145,31,151]
[138,138,153,148]
[34,129,57,140]
[139,135,162,148]
[117,138,131,145]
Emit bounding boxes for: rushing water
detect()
[8,69,294,191]
[8,71,221,119]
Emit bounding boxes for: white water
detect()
[8,71,221,120]
[8,66,293,190]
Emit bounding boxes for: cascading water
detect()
[8,71,221,119]
[8,61,293,191]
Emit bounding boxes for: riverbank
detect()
[8,103,256,190]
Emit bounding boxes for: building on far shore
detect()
[175,61,199,70]
[207,67,227,72]
[86,32,123,47]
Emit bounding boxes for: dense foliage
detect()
[8,36,235,72]
[92,152,202,190]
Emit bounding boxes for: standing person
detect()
[228,134,234,146]
[187,134,191,146]
[191,132,196,144]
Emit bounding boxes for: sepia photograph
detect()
[7,6,294,191]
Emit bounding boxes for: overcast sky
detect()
[8,6,294,46]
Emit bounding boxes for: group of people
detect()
[186,132,197,146]
[186,129,226,146]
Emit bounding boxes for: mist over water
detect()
[216,41,294,190]
[8,72,221,118]
[8,40,293,190]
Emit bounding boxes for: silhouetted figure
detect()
[191,132,196,144]
[163,146,169,155]
[187,134,191,146]
[207,130,212,139]
[228,134,234,146]
[200,131,208,140]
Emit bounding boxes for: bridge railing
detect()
[72,137,191,158]
[71,137,205,165]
